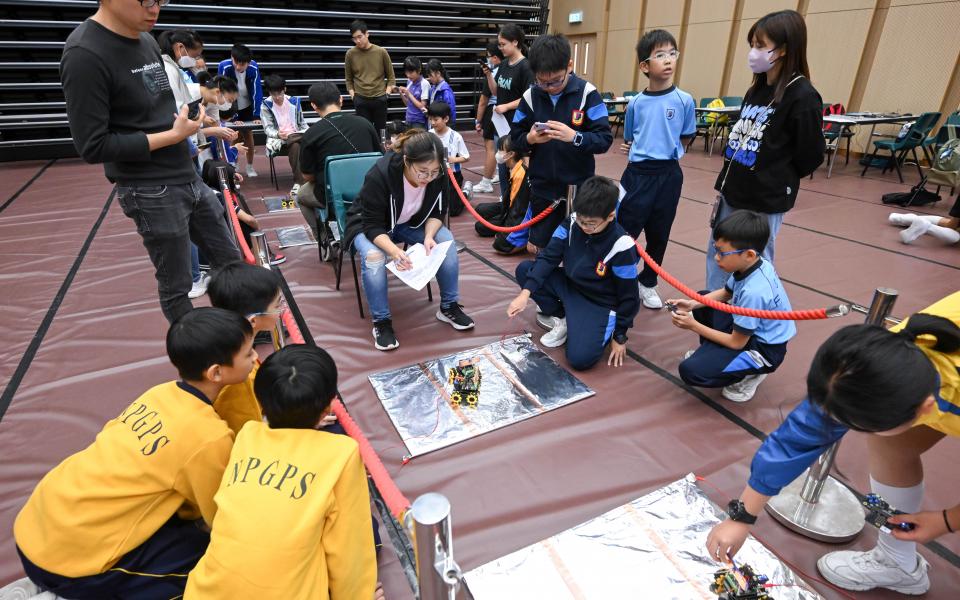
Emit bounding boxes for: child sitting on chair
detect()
[668,210,796,402]
[507,176,639,370]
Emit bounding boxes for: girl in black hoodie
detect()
[345,129,475,350]
[706,10,825,290]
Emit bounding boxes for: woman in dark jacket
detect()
[706,10,825,290]
[345,129,475,350]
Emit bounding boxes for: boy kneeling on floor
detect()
[668,210,796,402]
[185,344,382,599]
[13,308,256,599]
[507,176,640,370]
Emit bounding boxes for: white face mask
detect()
[494,151,508,165]
[217,101,233,111]
[178,54,197,69]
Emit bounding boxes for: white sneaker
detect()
[290,183,301,199]
[536,313,555,330]
[722,373,767,402]
[245,164,258,178]
[474,179,494,193]
[639,285,663,309]
[817,546,930,594]
[540,317,567,347]
[491,172,500,184]
[888,212,917,227]
[188,272,210,299]
[900,219,931,244]
[462,181,473,200]
[0,576,60,599]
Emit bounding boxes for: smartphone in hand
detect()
[186,99,202,121]
[533,122,550,132]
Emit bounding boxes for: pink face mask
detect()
[747,47,777,74]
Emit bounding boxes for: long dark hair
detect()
[498,24,528,56]
[808,314,960,432]
[157,29,203,62]
[426,58,448,81]
[393,129,445,165]
[746,10,810,103]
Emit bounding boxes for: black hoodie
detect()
[344,152,449,247]
[714,75,825,214]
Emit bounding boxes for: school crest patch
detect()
[666,107,676,120]
[571,109,584,126]
[595,260,607,277]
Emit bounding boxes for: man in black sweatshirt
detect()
[61,0,240,323]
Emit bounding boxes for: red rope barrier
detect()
[279,312,412,520]
[220,184,256,265]
[448,167,561,233]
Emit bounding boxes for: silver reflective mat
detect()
[465,474,823,600]
[275,225,316,248]
[262,195,299,213]
[368,334,594,457]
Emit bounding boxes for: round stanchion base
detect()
[765,472,865,543]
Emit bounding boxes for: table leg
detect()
[826,124,847,178]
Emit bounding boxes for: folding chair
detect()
[861,112,941,183]
[267,144,291,190]
[602,92,626,138]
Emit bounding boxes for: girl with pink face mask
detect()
[705,9,825,291]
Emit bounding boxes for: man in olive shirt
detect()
[345,19,396,133]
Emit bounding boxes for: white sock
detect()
[918,215,942,224]
[927,223,960,244]
[872,477,923,572]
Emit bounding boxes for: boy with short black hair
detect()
[508,176,639,370]
[218,43,263,177]
[510,34,613,252]
[13,308,256,599]
[208,261,283,434]
[398,56,429,130]
[619,29,696,310]
[668,210,796,402]
[185,345,380,599]
[428,101,469,215]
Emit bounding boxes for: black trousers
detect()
[353,94,388,133]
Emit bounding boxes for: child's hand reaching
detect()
[507,292,529,317]
[665,298,697,312]
[671,309,696,330]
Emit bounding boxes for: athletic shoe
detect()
[817,547,930,595]
[373,319,399,351]
[722,373,767,402]
[536,313,555,330]
[463,181,473,195]
[900,219,931,244]
[290,183,301,199]
[269,250,286,265]
[474,179,494,193]
[245,164,258,178]
[888,212,917,227]
[436,303,475,330]
[639,284,664,309]
[188,272,210,299]
[491,172,499,184]
[492,237,526,255]
[0,577,60,599]
[540,317,567,347]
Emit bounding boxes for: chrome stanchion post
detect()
[216,166,243,248]
[566,184,577,218]
[765,287,898,542]
[410,493,461,600]
[249,231,286,349]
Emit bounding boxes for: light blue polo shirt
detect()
[625,85,696,162]
[726,258,797,345]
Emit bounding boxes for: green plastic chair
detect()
[623,90,640,97]
[687,97,720,152]
[861,112,941,182]
[602,91,626,137]
[922,111,960,157]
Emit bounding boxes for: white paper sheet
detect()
[491,110,512,137]
[386,240,452,291]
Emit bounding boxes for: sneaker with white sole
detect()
[540,317,567,347]
[436,303,475,330]
[722,373,767,402]
[639,284,664,309]
[817,546,930,595]
[0,577,60,599]
[245,164,258,178]
[290,183,301,199]
[474,179,494,193]
[372,319,399,351]
[188,272,210,299]
[900,219,932,244]
[536,312,555,330]
[888,212,917,227]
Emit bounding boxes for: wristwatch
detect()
[572,131,584,147]
[726,499,758,524]
[613,333,628,345]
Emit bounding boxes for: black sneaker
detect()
[436,303,475,331]
[372,319,399,351]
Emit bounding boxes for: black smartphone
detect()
[477,57,489,70]
[186,98,202,120]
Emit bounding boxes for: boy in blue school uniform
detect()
[667,210,796,402]
[509,34,613,252]
[508,176,640,371]
[218,43,263,177]
[619,29,696,310]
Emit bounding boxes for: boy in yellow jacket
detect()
[14,308,257,599]
[208,261,284,434]
[185,344,379,599]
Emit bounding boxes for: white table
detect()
[694,105,741,156]
[822,113,915,178]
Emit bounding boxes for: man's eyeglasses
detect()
[535,74,567,90]
[140,0,170,7]
[643,50,680,63]
[713,245,749,257]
